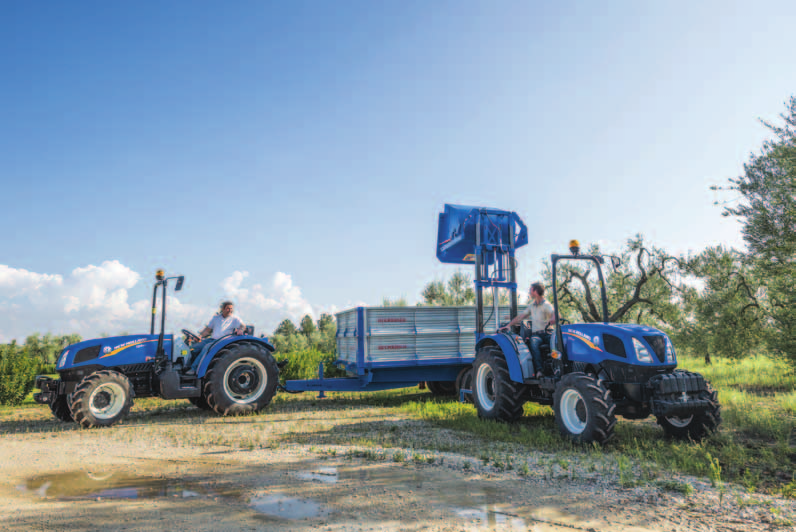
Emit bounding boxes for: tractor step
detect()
[159,369,201,399]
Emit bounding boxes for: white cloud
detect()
[0,265,62,297]
[0,263,331,343]
[218,271,317,333]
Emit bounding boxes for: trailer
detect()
[283,306,515,395]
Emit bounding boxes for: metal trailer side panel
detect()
[335,306,513,372]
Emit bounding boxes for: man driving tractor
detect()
[500,282,555,378]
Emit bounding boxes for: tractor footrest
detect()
[159,370,201,399]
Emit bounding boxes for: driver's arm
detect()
[198,326,213,339]
[502,309,530,330]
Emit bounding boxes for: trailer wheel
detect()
[70,370,134,428]
[657,384,721,440]
[472,347,527,422]
[455,367,474,404]
[553,372,616,444]
[50,394,74,422]
[426,381,457,397]
[188,395,213,411]
[204,342,278,416]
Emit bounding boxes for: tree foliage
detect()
[677,246,766,360]
[271,314,336,354]
[717,96,796,358]
[542,235,686,329]
[421,271,475,306]
[0,342,38,406]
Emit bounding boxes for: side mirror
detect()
[175,276,185,291]
[611,257,621,269]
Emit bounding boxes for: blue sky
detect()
[1,1,794,342]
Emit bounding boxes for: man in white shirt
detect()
[500,282,555,378]
[187,301,246,373]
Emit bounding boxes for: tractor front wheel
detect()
[657,384,721,440]
[204,342,278,416]
[553,372,616,444]
[70,370,133,428]
[472,347,527,422]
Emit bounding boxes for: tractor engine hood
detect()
[557,323,676,366]
[56,334,172,370]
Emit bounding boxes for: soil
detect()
[1,427,794,532]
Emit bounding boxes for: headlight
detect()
[57,350,69,369]
[665,337,676,363]
[632,338,652,363]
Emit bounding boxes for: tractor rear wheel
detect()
[472,347,528,422]
[188,395,213,411]
[553,372,616,444]
[70,370,134,428]
[204,342,278,416]
[426,381,457,397]
[50,394,74,422]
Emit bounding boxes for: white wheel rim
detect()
[666,415,694,427]
[223,357,268,404]
[476,363,496,411]
[88,383,126,420]
[560,388,588,435]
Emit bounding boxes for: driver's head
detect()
[220,301,234,318]
[530,282,545,298]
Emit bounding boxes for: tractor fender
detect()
[476,333,532,383]
[195,336,275,378]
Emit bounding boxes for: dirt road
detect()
[1,423,792,532]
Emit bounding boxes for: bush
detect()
[277,349,347,383]
[38,363,56,375]
[0,342,39,406]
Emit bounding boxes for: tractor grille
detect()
[643,335,667,363]
[603,334,627,358]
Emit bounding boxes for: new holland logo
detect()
[103,346,111,354]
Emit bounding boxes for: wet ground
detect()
[11,458,598,531]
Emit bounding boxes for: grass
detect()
[3,352,795,497]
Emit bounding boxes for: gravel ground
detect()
[1,427,794,532]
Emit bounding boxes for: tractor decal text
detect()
[101,338,159,358]
[377,318,407,323]
[564,331,602,352]
[377,345,409,350]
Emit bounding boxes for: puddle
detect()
[18,460,582,527]
[249,492,332,520]
[18,470,210,501]
[292,467,339,484]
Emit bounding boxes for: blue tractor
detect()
[34,270,280,428]
[438,204,721,444]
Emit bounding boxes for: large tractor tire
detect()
[455,366,474,404]
[188,395,213,411]
[426,380,457,397]
[204,342,278,416]
[553,372,616,444]
[50,394,74,422]
[70,370,134,428]
[472,347,528,422]
[656,375,721,440]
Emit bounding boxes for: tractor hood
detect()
[557,323,676,366]
[57,334,173,370]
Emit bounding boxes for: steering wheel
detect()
[182,329,201,344]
